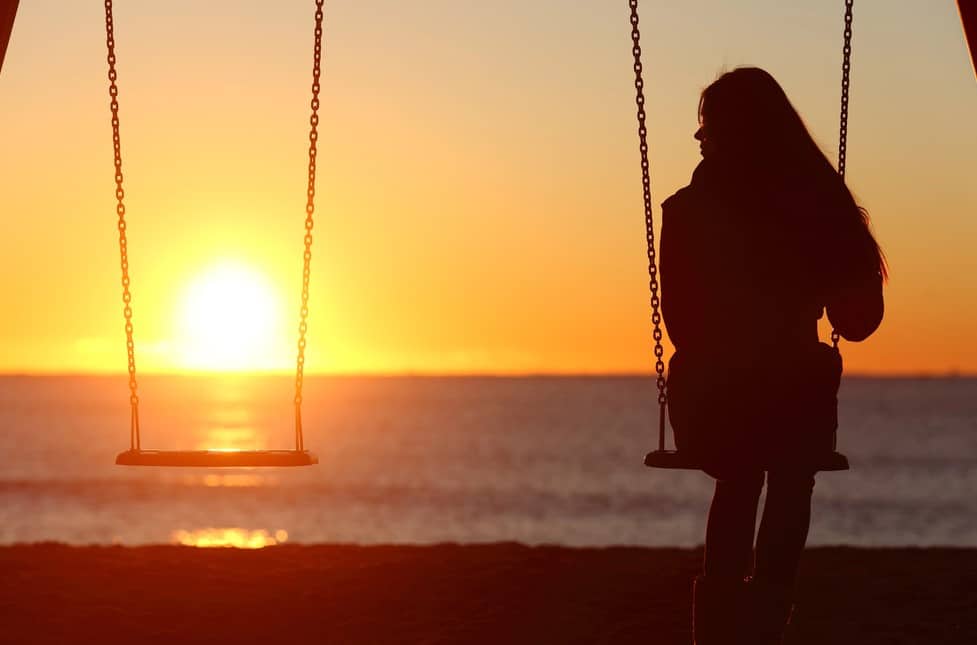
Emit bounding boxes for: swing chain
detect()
[628,1,667,415]
[293,0,325,451]
[832,0,854,349]
[104,0,140,450]
[838,0,853,182]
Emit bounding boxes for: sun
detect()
[174,261,289,371]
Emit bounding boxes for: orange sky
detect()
[1,1,975,375]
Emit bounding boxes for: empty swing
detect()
[109,0,325,468]
[630,0,857,473]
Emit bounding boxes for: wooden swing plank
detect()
[116,449,318,468]
[644,450,850,472]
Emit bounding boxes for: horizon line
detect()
[1,370,974,379]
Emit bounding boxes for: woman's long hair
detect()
[699,67,887,279]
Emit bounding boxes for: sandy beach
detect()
[1,544,973,644]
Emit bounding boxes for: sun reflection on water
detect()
[204,473,266,487]
[196,425,260,451]
[172,528,289,549]
[178,473,271,487]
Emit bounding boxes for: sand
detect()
[1,544,974,644]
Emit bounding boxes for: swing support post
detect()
[0,0,17,75]
[960,0,977,79]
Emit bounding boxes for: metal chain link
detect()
[293,0,325,452]
[104,0,140,450]
[832,0,854,348]
[628,0,668,450]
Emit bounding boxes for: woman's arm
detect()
[825,225,885,342]
[661,190,709,351]
[826,268,884,342]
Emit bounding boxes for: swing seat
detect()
[116,449,318,468]
[644,449,850,472]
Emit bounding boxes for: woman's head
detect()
[697,67,817,168]
[697,67,887,279]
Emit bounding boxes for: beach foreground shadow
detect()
[1,544,972,644]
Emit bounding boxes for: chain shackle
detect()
[293,0,325,452]
[104,0,141,450]
[628,0,668,449]
[832,0,855,349]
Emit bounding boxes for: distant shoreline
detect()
[3,543,972,644]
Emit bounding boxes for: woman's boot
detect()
[745,578,794,645]
[692,575,746,645]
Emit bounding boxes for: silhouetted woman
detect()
[660,68,885,645]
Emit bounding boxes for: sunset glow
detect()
[1,2,975,375]
[174,262,287,372]
[172,528,289,549]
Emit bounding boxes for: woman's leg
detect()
[694,471,764,644]
[753,470,816,586]
[703,470,765,579]
[695,471,764,644]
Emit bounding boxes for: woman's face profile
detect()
[694,121,715,159]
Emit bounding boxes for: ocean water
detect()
[0,375,974,547]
